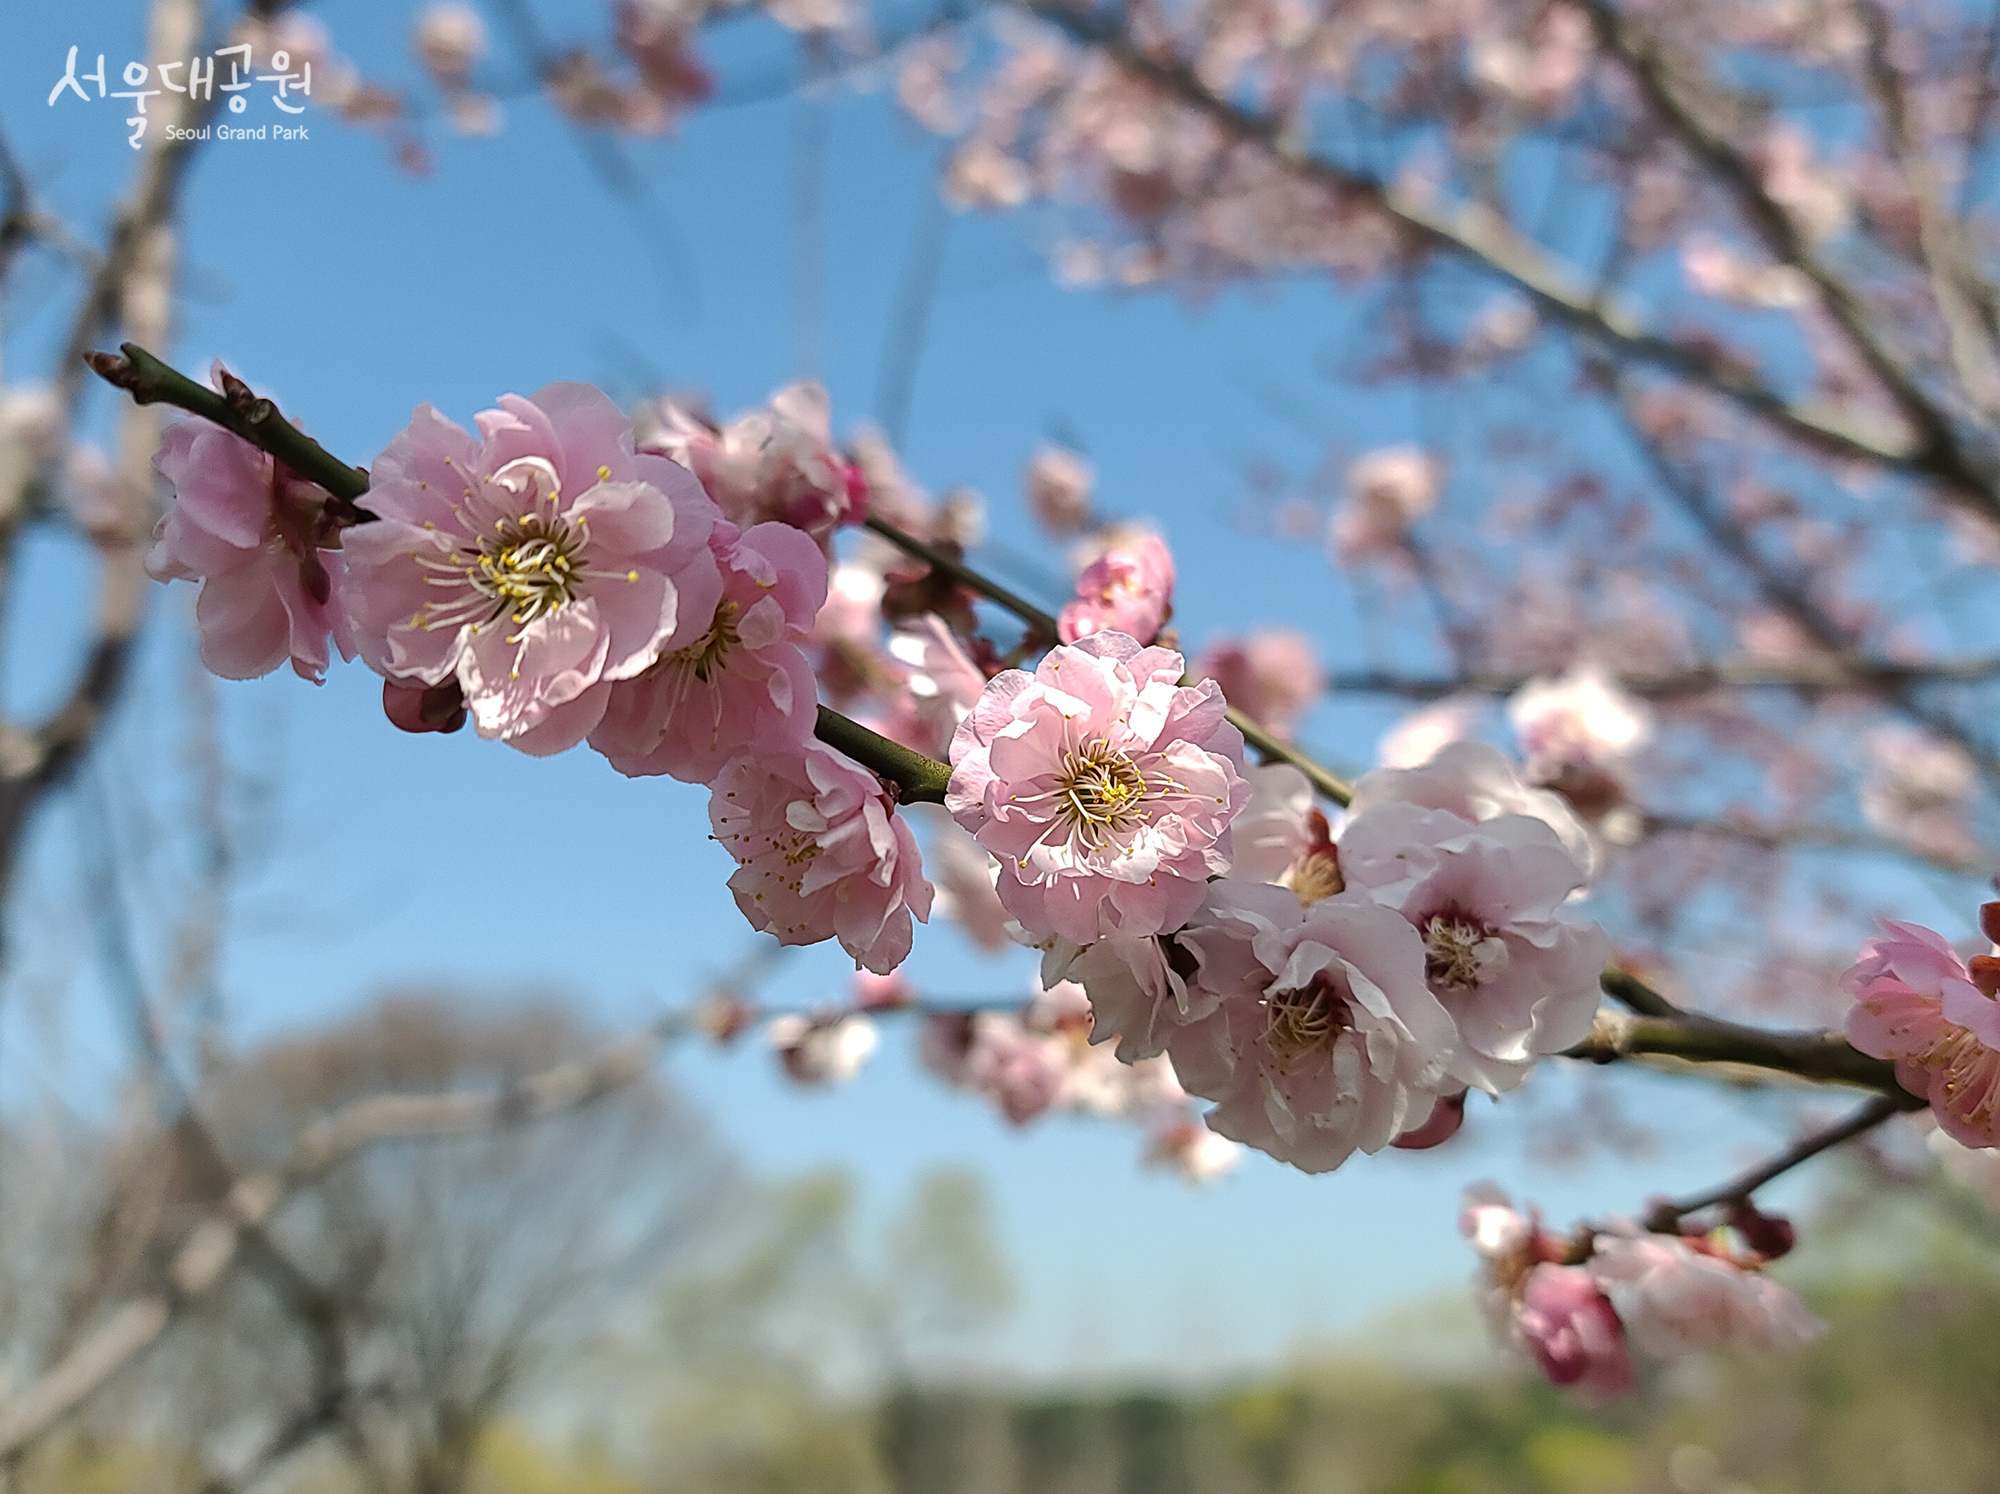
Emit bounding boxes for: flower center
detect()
[467,514,584,626]
[1285,849,1345,906]
[1424,914,1508,992]
[1263,977,1350,1064]
[1055,742,1150,844]
[668,599,742,683]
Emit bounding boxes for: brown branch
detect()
[1011,0,1971,499]
[1641,1091,1918,1233]
[1577,0,2000,511]
[1322,652,2000,701]
[1564,1006,1907,1092]
[0,1011,690,1457]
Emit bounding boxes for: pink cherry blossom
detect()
[639,384,862,541]
[147,418,344,683]
[590,519,827,783]
[1339,795,1611,1094]
[1024,444,1094,534]
[1057,529,1176,645]
[1229,764,1344,903]
[1193,629,1320,741]
[710,742,933,974]
[1586,1231,1824,1358]
[1345,738,1599,880]
[1844,919,2000,1148]
[412,2,484,79]
[1143,1114,1242,1183]
[1164,881,1460,1173]
[1329,446,1440,563]
[1859,726,1979,865]
[1378,696,1484,770]
[767,1013,878,1085]
[1515,1264,1636,1404]
[1507,664,1653,773]
[881,614,987,759]
[945,631,1249,943]
[340,385,720,754]
[916,807,1014,952]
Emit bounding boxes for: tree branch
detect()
[1011,0,1980,502]
[1641,1091,1918,1232]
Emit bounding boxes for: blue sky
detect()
[0,0,1852,1384]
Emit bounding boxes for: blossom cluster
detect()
[941,625,1612,1174]
[149,376,928,973]
[1461,1186,1822,1403]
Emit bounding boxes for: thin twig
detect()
[1642,1092,1917,1232]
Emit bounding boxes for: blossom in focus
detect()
[767,1013,878,1085]
[591,519,827,783]
[1228,764,1343,904]
[1165,880,1459,1173]
[1024,443,1094,534]
[1194,629,1320,741]
[1329,446,1441,563]
[945,632,1248,943]
[1041,931,1186,1065]
[1586,1231,1824,1357]
[1057,529,1175,645]
[1843,919,2000,1148]
[340,385,719,754]
[1516,1264,1635,1403]
[710,742,933,974]
[147,418,344,683]
[1339,783,1611,1094]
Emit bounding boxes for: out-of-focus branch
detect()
[1577,0,1998,507]
[1641,1091,1917,1233]
[1639,813,1988,877]
[0,1009,691,1458]
[1853,0,2000,408]
[1322,652,2000,700]
[0,0,214,926]
[1602,364,2000,794]
[1010,0,1978,503]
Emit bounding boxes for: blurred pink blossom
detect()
[1378,696,1483,770]
[1330,446,1440,563]
[1024,444,1095,534]
[340,385,718,754]
[711,742,933,973]
[1586,1231,1824,1357]
[1344,739,1598,882]
[767,1013,878,1085]
[1516,1264,1635,1403]
[413,1,485,80]
[945,632,1248,943]
[147,419,344,683]
[1859,726,1978,864]
[1058,529,1176,645]
[1194,629,1320,740]
[1143,1114,1242,1183]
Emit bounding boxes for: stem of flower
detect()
[813,705,953,804]
[861,514,1356,804]
[1641,1092,1917,1233]
[85,343,372,509]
